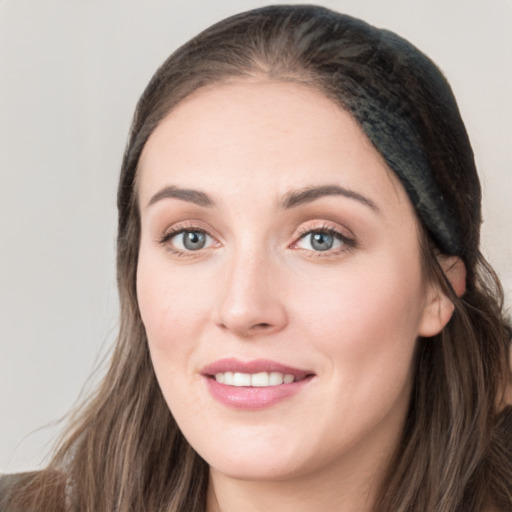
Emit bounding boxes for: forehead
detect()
[137,80,411,216]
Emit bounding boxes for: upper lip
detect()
[201,358,313,379]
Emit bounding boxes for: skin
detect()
[136,80,455,512]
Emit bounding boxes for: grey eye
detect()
[181,231,206,250]
[295,230,345,252]
[309,232,334,251]
[163,227,218,254]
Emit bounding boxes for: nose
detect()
[214,250,288,338]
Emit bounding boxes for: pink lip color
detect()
[201,358,314,410]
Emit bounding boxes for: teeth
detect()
[214,371,296,387]
[233,372,251,386]
[283,374,294,384]
[269,372,284,385]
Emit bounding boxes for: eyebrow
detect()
[280,184,379,212]
[147,186,215,208]
[146,183,379,212]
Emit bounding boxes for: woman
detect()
[1,5,511,512]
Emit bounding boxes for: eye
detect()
[296,231,343,252]
[299,231,338,251]
[175,230,210,250]
[292,226,355,254]
[159,228,216,253]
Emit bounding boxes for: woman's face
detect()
[136,81,444,484]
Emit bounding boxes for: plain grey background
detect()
[1,0,511,473]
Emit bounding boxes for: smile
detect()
[214,371,297,387]
[201,358,314,409]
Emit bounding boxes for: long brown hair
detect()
[4,5,511,512]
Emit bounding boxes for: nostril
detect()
[253,322,271,329]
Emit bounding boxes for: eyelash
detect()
[157,222,356,258]
[292,223,356,257]
[157,223,214,257]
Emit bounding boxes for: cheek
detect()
[136,251,221,430]
[295,254,426,391]
[136,250,209,372]
[287,265,424,459]
[302,258,424,330]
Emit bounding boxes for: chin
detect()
[188,429,310,482]
[208,454,306,482]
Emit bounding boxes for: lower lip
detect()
[204,376,313,410]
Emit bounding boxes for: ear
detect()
[418,256,466,337]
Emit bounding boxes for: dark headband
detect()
[315,27,469,255]
[278,6,481,256]
[350,94,463,255]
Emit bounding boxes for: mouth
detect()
[201,358,315,409]
[212,371,303,387]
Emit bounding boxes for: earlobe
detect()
[418,256,466,338]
